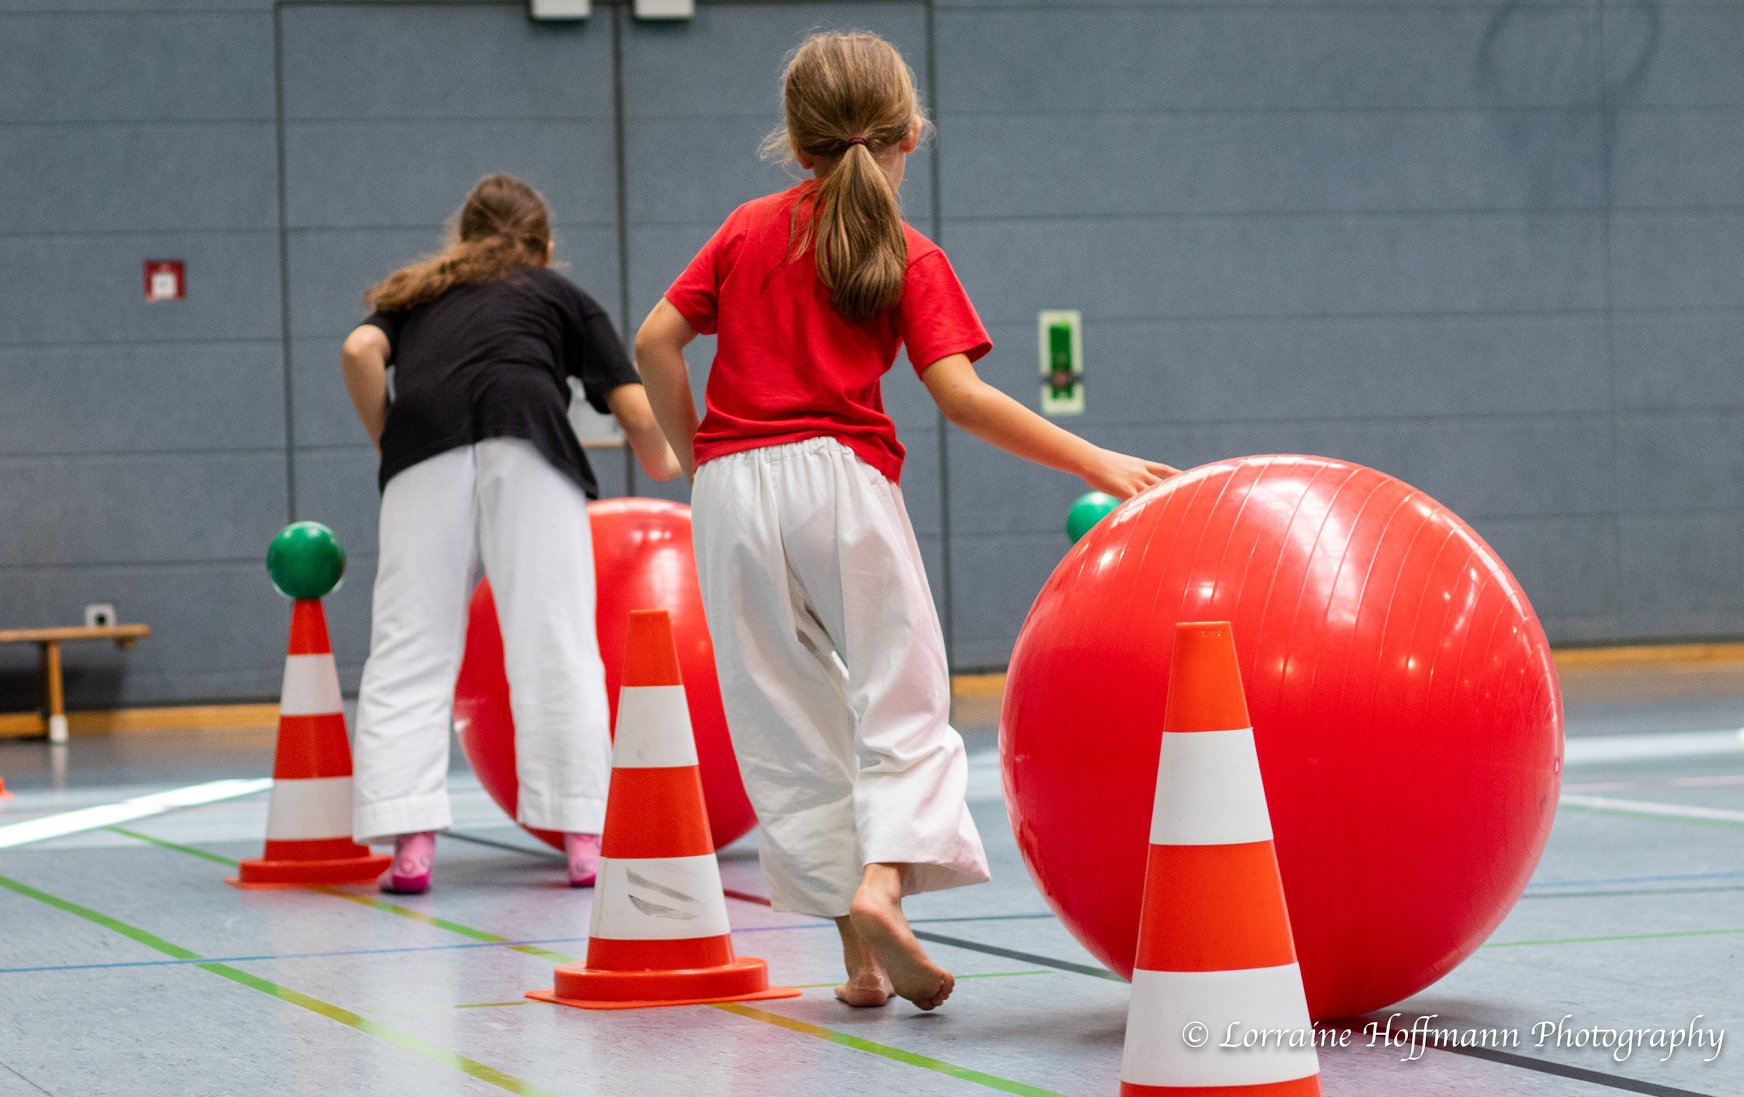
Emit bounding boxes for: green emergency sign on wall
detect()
[1038,309,1083,416]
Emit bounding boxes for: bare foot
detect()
[833,917,894,1007]
[848,864,955,1011]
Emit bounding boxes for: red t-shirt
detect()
[664,182,991,484]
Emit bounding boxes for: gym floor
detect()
[1,663,1740,1097]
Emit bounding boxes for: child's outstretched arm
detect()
[634,300,703,479]
[923,354,1179,497]
[605,384,684,482]
[341,324,391,449]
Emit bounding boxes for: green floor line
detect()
[712,1002,1069,1097]
[112,825,1068,1096]
[1484,926,1744,949]
[1558,803,1744,829]
[107,825,570,962]
[108,826,236,868]
[0,872,559,1097]
[314,888,574,963]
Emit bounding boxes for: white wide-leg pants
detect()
[352,438,612,843]
[692,437,990,918]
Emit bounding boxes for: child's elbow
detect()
[929,382,980,430]
[632,326,670,365]
[341,326,385,365]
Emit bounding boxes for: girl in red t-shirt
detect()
[637,32,1177,1011]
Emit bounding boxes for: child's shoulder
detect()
[901,222,947,270]
[725,185,806,230]
[523,266,604,313]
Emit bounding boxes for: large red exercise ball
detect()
[454,498,755,852]
[1000,455,1562,1019]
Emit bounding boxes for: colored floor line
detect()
[718,884,1126,982]
[1560,794,1744,827]
[108,825,573,963]
[109,825,1071,1097]
[444,829,562,860]
[712,1003,1070,1097]
[1483,926,1744,949]
[0,871,559,1097]
[1560,803,1744,830]
[1522,883,1744,902]
[0,1061,48,1097]
[0,778,270,849]
[1528,869,1744,889]
[0,934,589,975]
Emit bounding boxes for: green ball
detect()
[267,521,346,600]
[1066,491,1120,544]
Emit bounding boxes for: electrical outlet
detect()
[84,603,116,628]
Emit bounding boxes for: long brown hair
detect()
[364,174,553,312]
[763,32,926,322]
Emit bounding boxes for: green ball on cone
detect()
[1066,491,1120,544]
[267,521,346,600]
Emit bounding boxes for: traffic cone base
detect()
[228,847,390,889]
[528,956,801,1011]
[233,599,385,888]
[529,610,796,1011]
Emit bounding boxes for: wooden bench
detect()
[0,624,151,743]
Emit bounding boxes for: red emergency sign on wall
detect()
[144,260,185,302]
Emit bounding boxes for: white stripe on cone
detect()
[1121,964,1320,1087]
[588,854,732,941]
[279,653,344,717]
[610,686,698,769]
[1150,728,1273,846]
[264,776,355,840]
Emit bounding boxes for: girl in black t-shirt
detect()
[340,174,679,893]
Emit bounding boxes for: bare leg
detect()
[849,863,954,1010]
[833,917,894,1007]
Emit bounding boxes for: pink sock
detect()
[379,831,435,894]
[564,832,600,888]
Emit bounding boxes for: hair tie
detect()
[844,136,869,149]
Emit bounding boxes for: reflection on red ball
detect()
[1001,455,1562,1019]
[454,498,755,851]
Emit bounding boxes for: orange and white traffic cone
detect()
[1119,621,1321,1096]
[528,609,798,1010]
[0,773,9,799]
[228,599,389,888]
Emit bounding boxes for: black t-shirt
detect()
[363,266,638,497]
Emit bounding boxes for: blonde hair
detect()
[365,174,553,312]
[762,31,928,322]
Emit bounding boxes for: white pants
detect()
[692,437,989,918]
[352,438,612,843]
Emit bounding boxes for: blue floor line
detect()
[1526,869,1744,890]
[3,921,841,973]
[0,934,587,975]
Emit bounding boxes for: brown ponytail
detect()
[364,174,553,312]
[764,32,928,322]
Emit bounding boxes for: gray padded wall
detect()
[4,0,1741,706]
[0,2,289,704]
[932,0,1742,665]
